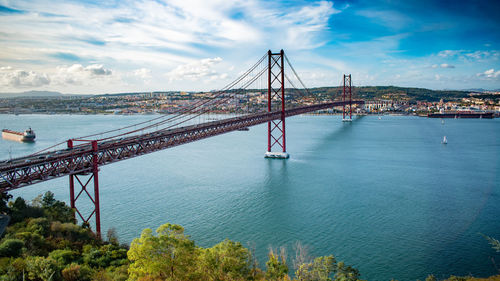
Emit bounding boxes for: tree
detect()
[265,247,289,280]
[41,191,74,223]
[482,234,500,253]
[25,256,60,281]
[9,197,44,223]
[197,239,252,280]
[0,190,12,214]
[49,249,79,266]
[61,263,93,281]
[127,223,197,280]
[295,256,336,281]
[83,244,128,268]
[0,239,24,257]
[425,275,437,281]
[334,261,361,281]
[15,231,48,256]
[27,217,51,236]
[107,227,119,245]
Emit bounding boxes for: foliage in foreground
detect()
[0,191,129,281]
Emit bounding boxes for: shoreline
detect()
[1,112,498,118]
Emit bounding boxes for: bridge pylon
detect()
[265,49,289,159]
[67,139,101,239]
[342,74,352,122]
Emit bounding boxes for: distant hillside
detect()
[0,90,64,98]
[299,86,471,102]
[354,86,469,102]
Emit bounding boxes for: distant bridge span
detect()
[0,101,363,191]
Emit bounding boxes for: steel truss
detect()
[267,50,287,153]
[343,74,352,121]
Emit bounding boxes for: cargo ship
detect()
[428,112,494,119]
[2,128,36,142]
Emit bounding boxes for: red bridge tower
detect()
[265,50,289,159]
[342,74,352,122]
[67,139,102,239]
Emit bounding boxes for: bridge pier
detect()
[67,139,101,239]
[342,74,352,122]
[265,49,289,159]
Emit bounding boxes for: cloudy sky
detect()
[0,0,499,94]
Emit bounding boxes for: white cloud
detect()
[133,68,152,79]
[432,63,455,69]
[54,64,113,85]
[166,57,226,81]
[0,0,341,92]
[476,69,500,80]
[437,49,499,61]
[0,67,50,88]
[438,50,463,57]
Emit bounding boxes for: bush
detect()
[0,239,24,257]
[8,197,44,224]
[62,263,93,281]
[49,249,78,265]
[14,231,48,256]
[25,256,60,281]
[27,217,51,236]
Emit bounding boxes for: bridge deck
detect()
[0,101,363,190]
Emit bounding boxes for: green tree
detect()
[25,256,60,281]
[27,217,51,237]
[426,275,437,281]
[482,234,500,253]
[61,263,93,281]
[48,249,78,266]
[265,248,289,280]
[0,190,12,214]
[83,244,128,268]
[0,257,26,280]
[0,239,24,258]
[9,197,44,223]
[334,261,361,281]
[41,191,74,223]
[106,227,119,245]
[127,223,197,280]
[295,255,336,281]
[197,239,252,280]
[14,231,48,256]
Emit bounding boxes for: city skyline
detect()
[1,0,499,94]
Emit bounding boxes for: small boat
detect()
[2,128,36,142]
[442,136,447,144]
[237,127,249,131]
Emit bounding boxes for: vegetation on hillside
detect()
[0,190,498,280]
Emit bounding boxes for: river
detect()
[1,114,499,280]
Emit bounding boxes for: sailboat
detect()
[442,136,447,144]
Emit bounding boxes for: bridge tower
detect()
[67,139,101,239]
[265,49,289,159]
[342,74,352,122]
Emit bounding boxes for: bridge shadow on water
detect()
[310,115,365,154]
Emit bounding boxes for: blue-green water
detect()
[1,114,499,281]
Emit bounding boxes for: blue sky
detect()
[0,0,499,94]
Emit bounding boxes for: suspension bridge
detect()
[0,50,364,237]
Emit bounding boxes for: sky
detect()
[0,0,499,94]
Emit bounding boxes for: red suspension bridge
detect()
[0,50,364,237]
